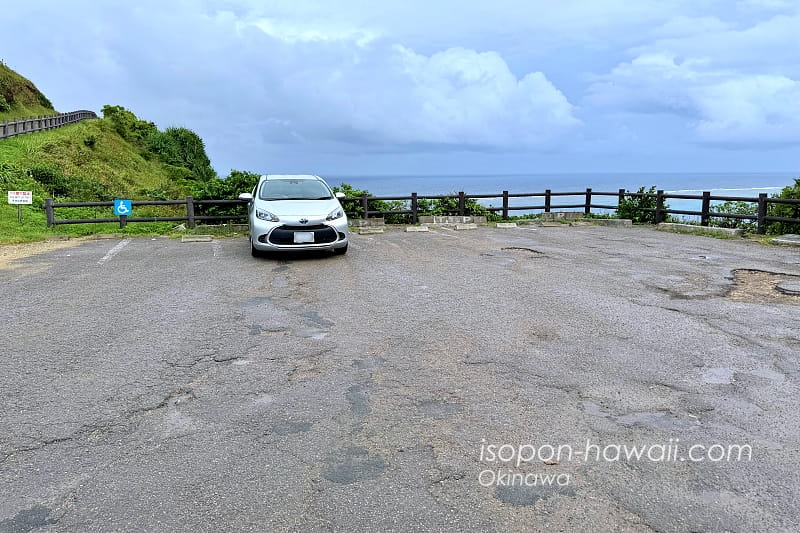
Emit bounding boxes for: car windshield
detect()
[259,179,332,201]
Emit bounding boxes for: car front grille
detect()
[265,225,338,245]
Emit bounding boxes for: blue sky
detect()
[2,0,799,176]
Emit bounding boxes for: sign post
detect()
[113,199,132,228]
[8,191,33,222]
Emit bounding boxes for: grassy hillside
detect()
[0,116,197,243]
[0,118,190,199]
[0,63,56,121]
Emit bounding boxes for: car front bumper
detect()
[250,219,349,252]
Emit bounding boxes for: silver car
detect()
[239,174,349,256]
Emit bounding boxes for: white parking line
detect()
[97,239,131,265]
[428,228,460,238]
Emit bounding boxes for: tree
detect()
[146,127,216,181]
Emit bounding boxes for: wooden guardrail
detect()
[0,110,98,139]
[338,189,800,235]
[43,189,800,234]
[44,197,247,229]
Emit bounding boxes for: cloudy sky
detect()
[3,0,799,176]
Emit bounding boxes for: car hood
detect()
[256,198,343,223]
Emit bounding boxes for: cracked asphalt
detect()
[1,225,799,532]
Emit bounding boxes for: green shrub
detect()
[28,164,71,198]
[332,182,409,223]
[709,201,757,231]
[190,169,261,218]
[417,194,499,221]
[146,127,216,181]
[83,134,97,149]
[37,91,53,110]
[101,104,157,144]
[617,186,669,224]
[768,178,800,235]
[0,94,10,112]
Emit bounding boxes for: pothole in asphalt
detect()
[322,446,388,484]
[727,269,800,305]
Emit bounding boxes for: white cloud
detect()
[198,15,582,151]
[587,13,800,146]
[247,17,378,46]
[692,75,800,144]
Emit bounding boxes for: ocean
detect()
[328,172,796,218]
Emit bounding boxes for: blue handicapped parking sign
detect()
[113,199,132,216]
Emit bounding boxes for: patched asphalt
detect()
[1,226,799,532]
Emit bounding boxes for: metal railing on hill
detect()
[0,110,98,139]
[43,189,800,234]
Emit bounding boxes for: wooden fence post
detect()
[655,190,665,224]
[502,190,509,220]
[361,193,368,219]
[186,196,195,228]
[544,189,551,213]
[585,188,592,216]
[757,193,768,234]
[411,192,418,224]
[45,198,55,227]
[458,192,465,216]
[701,191,711,226]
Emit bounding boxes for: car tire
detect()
[333,243,348,255]
[251,241,263,258]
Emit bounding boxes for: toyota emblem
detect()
[299,218,309,224]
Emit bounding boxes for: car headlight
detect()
[256,208,279,222]
[326,207,344,221]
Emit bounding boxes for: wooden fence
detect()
[44,197,246,228]
[44,189,800,234]
[0,110,98,139]
[339,189,800,235]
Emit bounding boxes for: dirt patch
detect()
[0,239,81,270]
[727,269,800,305]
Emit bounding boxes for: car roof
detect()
[261,174,323,181]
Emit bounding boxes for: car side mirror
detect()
[335,192,346,199]
[238,192,253,201]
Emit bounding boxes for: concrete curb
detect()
[405,226,429,232]
[181,235,214,242]
[772,236,800,247]
[87,234,124,240]
[657,223,744,238]
[495,223,517,228]
[593,219,633,227]
[455,223,478,230]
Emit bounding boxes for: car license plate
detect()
[293,231,314,243]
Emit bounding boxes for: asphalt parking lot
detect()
[1,225,799,532]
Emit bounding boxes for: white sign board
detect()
[8,191,33,205]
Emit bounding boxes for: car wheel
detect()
[251,241,263,257]
[333,243,348,255]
